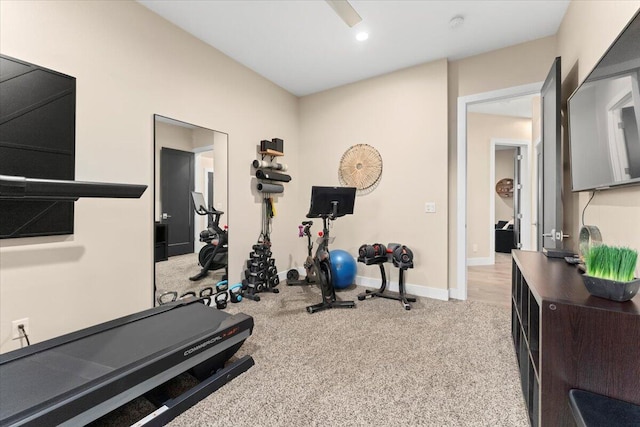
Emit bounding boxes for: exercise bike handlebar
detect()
[194,204,224,217]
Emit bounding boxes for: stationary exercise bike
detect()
[189,191,228,282]
[286,221,318,286]
[303,186,357,314]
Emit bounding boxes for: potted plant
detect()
[582,244,639,302]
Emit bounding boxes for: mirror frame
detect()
[152,114,229,306]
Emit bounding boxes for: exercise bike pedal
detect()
[357,295,366,301]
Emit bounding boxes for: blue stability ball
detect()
[329,249,357,289]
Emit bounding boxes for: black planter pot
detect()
[581,275,640,302]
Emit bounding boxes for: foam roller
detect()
[252,159,288,171]
[256,169,291,182]
[257,183,284,193]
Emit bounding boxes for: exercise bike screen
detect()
[306,186,356,218]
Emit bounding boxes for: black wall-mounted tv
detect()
[568,10,640,192]
[0,55,76,238]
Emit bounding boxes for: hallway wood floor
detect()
[467,253,512,309]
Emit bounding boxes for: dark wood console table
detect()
[511,250,640,426]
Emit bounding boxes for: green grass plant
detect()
[584,244,637,282]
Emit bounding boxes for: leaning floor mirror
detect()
[153,115,229,306]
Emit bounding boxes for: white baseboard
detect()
[278,270,449,302]
[355,275,449,301]
[466,257,493,266]
[448,288,466,300]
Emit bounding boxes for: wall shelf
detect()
[259,149,283,159]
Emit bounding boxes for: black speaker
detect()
[272,138,283,153]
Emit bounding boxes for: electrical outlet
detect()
[424,202,436,213]
[12,318,29,340]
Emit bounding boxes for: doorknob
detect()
[162,212,172,220]
[542,228,569,241]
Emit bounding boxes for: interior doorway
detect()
[455,82,543,301]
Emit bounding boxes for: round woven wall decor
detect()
[338,144,383,195]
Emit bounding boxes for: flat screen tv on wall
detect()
[568,10,640,192]
[0,55,76,238]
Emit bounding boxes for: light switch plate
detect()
[425,202,436,213]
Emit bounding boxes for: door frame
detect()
[489,138,532,265]
[454,82,542,301]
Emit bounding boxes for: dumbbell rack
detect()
[357,246,416,310]
[242,241,279,302]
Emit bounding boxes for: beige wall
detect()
[299,60,449,297]
[448,36,558,288]
[466,113,531,259]
[0,0,300,353]
[557,0,640,272]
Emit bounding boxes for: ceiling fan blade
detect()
[325,0,362,28]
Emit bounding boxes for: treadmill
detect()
[0,175,255,426]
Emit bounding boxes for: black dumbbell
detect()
[247,259,266,269]
[393,245,414,264]
[245,269,266,280]
[373,243,387,257]
[358,244,371,258]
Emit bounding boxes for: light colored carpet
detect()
[166,283,528,426]
[155,253,226,303]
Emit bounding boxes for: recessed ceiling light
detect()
[356,31,369,41]
[449,15,464,29]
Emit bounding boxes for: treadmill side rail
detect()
[132,355,255,427]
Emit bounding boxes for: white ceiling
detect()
[138,0,570,97]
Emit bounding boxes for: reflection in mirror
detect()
[154,115,228,306]
[569,75,640,189]
[568,11,640,191]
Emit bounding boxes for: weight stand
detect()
[357,254,416,310]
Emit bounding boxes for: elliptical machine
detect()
[303,186,356,314]
[189,191,228,282]
[286,221,318,286]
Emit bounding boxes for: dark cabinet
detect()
[511,250,640,426]
[155,222,168,262]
